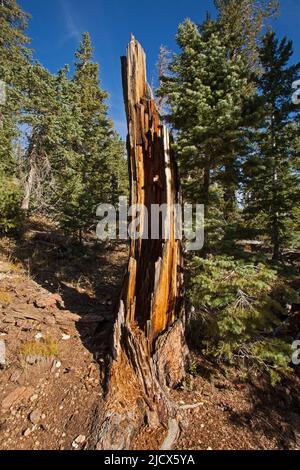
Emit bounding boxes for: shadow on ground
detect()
[0,218,128,364]
[226,373,300,449]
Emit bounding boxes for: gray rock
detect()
[29,409,41,425]
[0,340,5,368]
[23,428,31,437]
[72,435,86,448]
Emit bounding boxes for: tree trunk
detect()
[21,129,38,212]
[271,115,280,261]
[202,160,211,254]
[21,163,36,211]
[94,36,188,450]
[223,154,237,222]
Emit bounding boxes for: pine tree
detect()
[214,0,279,70]
[20,63,58,211]
[0,0,31,170]
[158,19,250,248]
[0,0,31,230]
[244,32,300,260]
[54,33,127,240]
[17,30,127,232]
[213,0,278,221]
[20,63,85,214]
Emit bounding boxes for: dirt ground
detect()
[0,218,128,450]
[0,218,300,450]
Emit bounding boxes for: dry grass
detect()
[0,290,12,305]
[21,338,58,358]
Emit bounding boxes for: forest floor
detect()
[0,218,300,450]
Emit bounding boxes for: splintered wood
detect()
[121,35,184,346]
[95,36,187,451]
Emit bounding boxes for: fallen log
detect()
[94,36,188,450]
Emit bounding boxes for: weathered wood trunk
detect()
[95,36,188,450]
[21,127,43,212]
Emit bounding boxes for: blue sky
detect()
[19,0,300,139]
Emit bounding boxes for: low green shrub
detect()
[188,255,300,384]
[0,175,23,233]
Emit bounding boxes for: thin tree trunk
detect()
[271,115,280,261]
[21,130,38,212]
[94,36,188,450]
[203,160,211,254]
[21,163,36,211]
[224,154,237,222]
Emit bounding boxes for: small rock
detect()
[74,434,86,445]
[34,293,64,310]
[26,356,37,365]
[23,428,31,437]
[35,333,44,341]
[30,394,38,402]
[61,334,70,341]
[10,370,22,383]
[0,340,6,368]
[51,359,61,372]
[29,409,41,425]
[2,387,34,411]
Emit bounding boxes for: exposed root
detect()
[179,402,204,411]
[160,418,180,450]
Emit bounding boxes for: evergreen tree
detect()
[158,19,250,248]
[0,0,31,172]
[244,32,300,260]
[215,0,279,70]
[213,0,278,221]
[0,0,31,231]
[15,30,128,234]
[54,33,127,240]
[20,63,59,211]
[20,64,86,215]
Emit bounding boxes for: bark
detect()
[21,127,50,213]
[21,128,38,212]
[21,162,36,211]
[224,154,237,222]
[271,115,280,261]
[202,160,211,254]
[94,36,188,450]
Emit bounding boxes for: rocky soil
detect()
[0,219,128,450]
[1,218,300,450]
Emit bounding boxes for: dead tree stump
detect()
[95,36,188,450]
